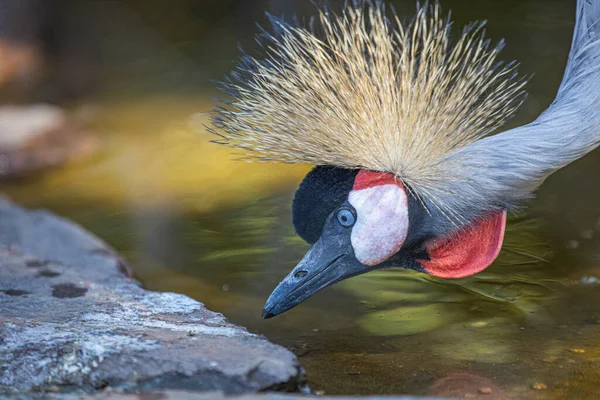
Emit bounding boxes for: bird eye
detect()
[336,209,356,227]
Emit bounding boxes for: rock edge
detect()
[0,197,305,395]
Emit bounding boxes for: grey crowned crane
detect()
[211,0,600,318]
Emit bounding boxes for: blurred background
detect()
[3,0,600,399]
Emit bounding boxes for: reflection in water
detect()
[428,371,510,400]
[343,218,555,337]
[3,0,600,398]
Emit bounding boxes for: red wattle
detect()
[419,210,507,279]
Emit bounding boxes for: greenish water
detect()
[5,0,600,398]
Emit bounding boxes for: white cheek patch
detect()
[348,184,409,266]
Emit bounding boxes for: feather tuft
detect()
[211,1,528,213]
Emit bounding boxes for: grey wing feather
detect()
[438,0,600,227]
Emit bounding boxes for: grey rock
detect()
[0,198,304,395]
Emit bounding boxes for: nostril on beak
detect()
[294,270,308,279]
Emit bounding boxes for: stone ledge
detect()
[0,198,305,395]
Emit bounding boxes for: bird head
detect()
[263,166,506,318]
[211,0,600,319]
[209,1,533,319]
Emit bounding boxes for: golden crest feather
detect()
[211,1,528,202]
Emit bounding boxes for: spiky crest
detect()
[211,1,528,219]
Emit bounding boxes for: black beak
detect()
[262,236,366,319]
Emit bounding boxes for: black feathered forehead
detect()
[292,166,359,244]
